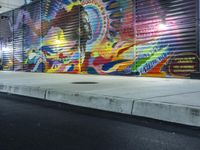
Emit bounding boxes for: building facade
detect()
[0,0,199,78]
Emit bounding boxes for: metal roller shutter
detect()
[23,1,42,72]
[41,0,81,73]
[134,0,199,77]
[81,0,135,75]
[13,8,24,71]
[0,0,199,77]
[0,11,14,71]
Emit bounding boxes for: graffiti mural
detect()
[0,12,13,70]
[0,0,199,77]
[134,0,199,77]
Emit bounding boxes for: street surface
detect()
[0,93,200,150]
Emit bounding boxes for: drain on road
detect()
[71,82,98,84]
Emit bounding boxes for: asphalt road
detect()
[0,93,200,150]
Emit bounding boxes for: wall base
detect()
[190,72,200,79]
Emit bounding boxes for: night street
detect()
[0,93,200,150]
[0,0,200,149]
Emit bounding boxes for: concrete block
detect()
[132,100,200,127]
[0,84,8,93]
[5,85,46,99]
[46,90,133,114]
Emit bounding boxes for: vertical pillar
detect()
[12,10,14,71]
[22,9,25,71]
[198,0,200,71]
[133,0,136,67]
[132,0,138,75]
[40,0,43,72]
[0,41,2,67]
[78,4,81,73]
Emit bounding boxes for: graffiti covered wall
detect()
[0,0,199,77]
[134,0,199,77]
[0,11,13,70]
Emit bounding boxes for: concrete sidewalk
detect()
[0,71,200,127]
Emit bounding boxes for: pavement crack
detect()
[44,89,48,100]
[131,100,135,115]
[136,90,200,101]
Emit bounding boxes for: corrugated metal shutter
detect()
[134,0,199,77]
[41,0,80,73]
[13,8,24,71]
[0,12,13,71]
[24,1,42,72]
[81,0,135,75]
[0,0,199,77]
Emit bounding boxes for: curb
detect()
[1,85,46,99]
[133,100,200,127]
[46,90,133,114]
[0,84,133,115]
[1,84,200,127]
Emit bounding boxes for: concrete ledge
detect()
[0,84,133,115]
[1,82,200,127]
[46,90,133,114]
[0,84,8,93]
[132,100,200,127]
[0,84,46,99]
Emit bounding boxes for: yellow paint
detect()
[66,1,80,12]
[43,28,68,49]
